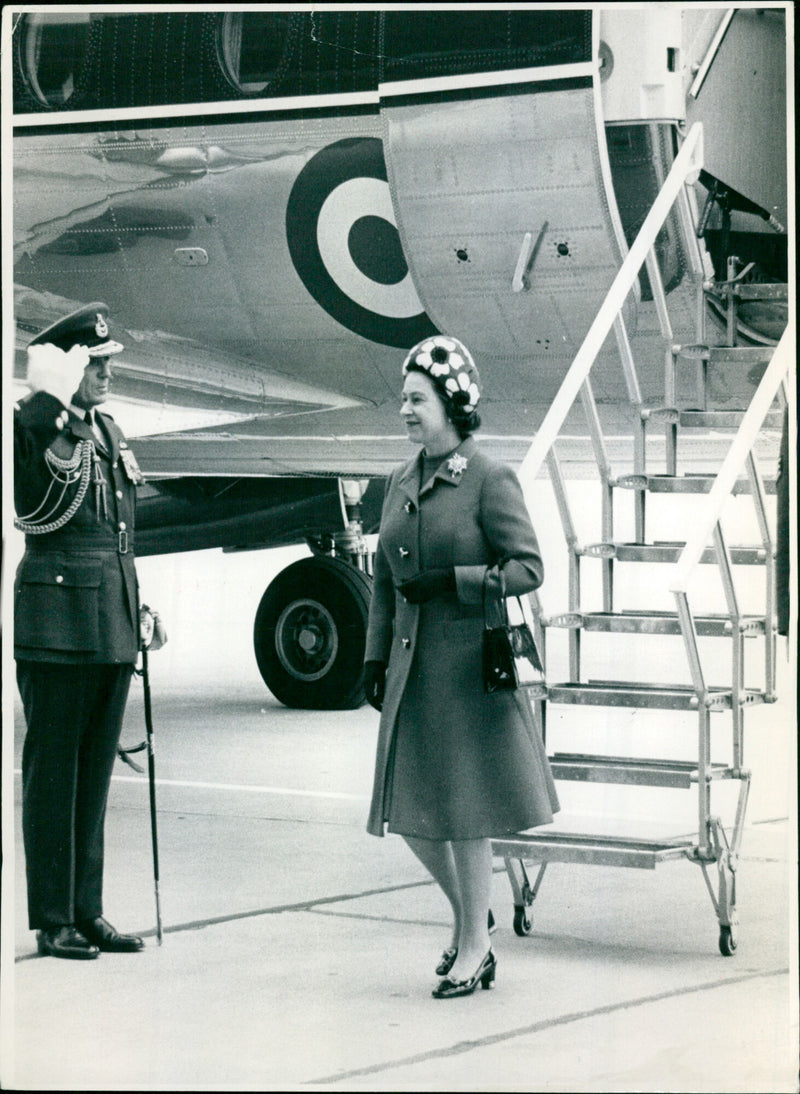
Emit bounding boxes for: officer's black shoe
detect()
[36,925,100,960]
[77,916,144,953]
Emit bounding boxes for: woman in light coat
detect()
[363,335,559,998]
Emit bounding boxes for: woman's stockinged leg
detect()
[448,837,493,981]
[403,836,462,949]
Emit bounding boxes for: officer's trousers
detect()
[17,661,134,930]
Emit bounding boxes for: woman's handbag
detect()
[482,572,546,694]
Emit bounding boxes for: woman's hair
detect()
[406,362,481,437]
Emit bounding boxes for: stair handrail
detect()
[518,122,705,490]
[669,326,792,596]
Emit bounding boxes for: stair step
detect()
[731,283,788,302]
[548,752,732,787]
[600,542,768,565]
[678,408,784,430]
[615,474,650,490]
[492,831,693,869]
[543,612,584,629]
[578,611,766,637]
[546,681,766,711]
[707,345,775,365]
[645,474,776,495]
[581,542,619,558]
[643,406,681,424]
[673,344,775,365]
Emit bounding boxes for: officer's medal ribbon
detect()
[119,443,144,485]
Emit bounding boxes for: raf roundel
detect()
[286,137,438,349]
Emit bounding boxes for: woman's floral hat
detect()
[402,335,481,413]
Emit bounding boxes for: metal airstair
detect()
[492,123,790,956]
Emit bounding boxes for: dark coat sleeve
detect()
[455,461,544,606]
[14,392,70,520]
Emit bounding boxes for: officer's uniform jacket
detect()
[364,435,559,840]
[14,390,141,664]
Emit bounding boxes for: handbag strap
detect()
[488,564,531,625]
[498,568,510,626]
[484,566,522,628]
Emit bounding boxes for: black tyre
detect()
[254,556,372,709]
[718,925,737,956]
[513,906,533,937]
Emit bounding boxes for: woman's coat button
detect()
[399,547,410,558]
[402,638,411,648]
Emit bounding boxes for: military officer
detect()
[14,303,145,959]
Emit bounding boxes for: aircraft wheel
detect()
[718,925,737,956]
[254,557,372,709]
[513,906,533,937]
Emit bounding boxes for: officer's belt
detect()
[25,531,133,555]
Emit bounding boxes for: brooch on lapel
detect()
[447,453,468,478]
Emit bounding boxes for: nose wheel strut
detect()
[501,856,548,937]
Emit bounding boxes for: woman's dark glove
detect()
[363,660,386,711]
[397,568,456,604]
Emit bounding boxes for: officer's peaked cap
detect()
[28,302,123,357]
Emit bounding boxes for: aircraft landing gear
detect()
[253,556,372,709]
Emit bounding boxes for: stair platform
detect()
[492,830,693,869]
[673,344,775,366]
[645,474,776,495]
[578,610,766,637]
[729,282,788,302]
[548,752,732,787]
[546,681,766,711]
[677,408,784,430]
[612,542,767,565]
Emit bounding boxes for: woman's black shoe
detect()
[437,911,495,974]
[36,926,100,960]
[435,946,458,976]
[432,950,496,998]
